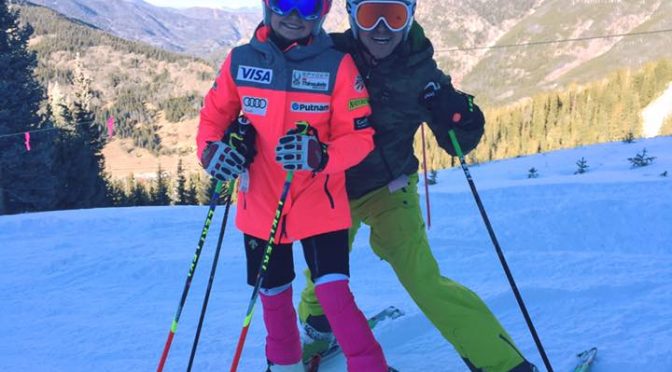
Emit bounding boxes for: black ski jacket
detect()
[331,22,485,199]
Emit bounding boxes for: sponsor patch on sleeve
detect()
[354,74,365,92]
[354,116,371,130]
[348,98,369,111]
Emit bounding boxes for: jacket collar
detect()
[250,23,334,63]
[333,21,434,70]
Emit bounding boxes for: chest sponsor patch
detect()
[242,96,268,116]
[348,97,369,111]
[354,116,371,130]
[292,70,330,91]
[291,102,330,114]
[237,65,273,84]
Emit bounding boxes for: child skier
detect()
[196,0,388,371]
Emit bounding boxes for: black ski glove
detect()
[200,116,257,181]
[275,121,329,173]
[222,115,257,168]
[421,82,484,131]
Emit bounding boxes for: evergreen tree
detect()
[174,159,187,205]
[622,132,636,144]
[48,82,69,126]
[196,174,214,205]
[128,176,150,206]
[528,167,539,179]
[186,174,200,205]
[428,170,438,185]
[108,179,128,206]
[205,177,218,204]
[151,165,171,205]
[52,60,109,210]
[628,148,656,168]
[575,157,589,175]
[0,1,58,214]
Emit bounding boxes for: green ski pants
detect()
[299,174,525,371]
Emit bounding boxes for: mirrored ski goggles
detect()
[353,1,413,32]
[268,0,323,21]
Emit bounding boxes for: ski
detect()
[573,347,598,372]
[305,306,404,372]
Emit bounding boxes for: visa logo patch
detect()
[237,65,273,84]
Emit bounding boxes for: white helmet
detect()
[346,0,417,40]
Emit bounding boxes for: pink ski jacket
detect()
[197,26,374,243]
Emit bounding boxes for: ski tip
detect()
[577,347,598,358]
[574,347,598,372]
[385,305,405,319]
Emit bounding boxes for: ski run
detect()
[1,136,671,371]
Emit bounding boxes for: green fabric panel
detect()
[299,175,525,371]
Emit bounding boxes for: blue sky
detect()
[145,0,259,9]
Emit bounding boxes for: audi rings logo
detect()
[244,97,267,109]
[242,96,268,116]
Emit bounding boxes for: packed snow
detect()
[1,136,671,371]
[642,82,672,138]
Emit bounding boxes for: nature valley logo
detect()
[348,98,369,111]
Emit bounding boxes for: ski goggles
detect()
[268,0,325,21]
[352,1,413,32]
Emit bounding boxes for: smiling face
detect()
[270,11,316,41]
[358,21,404,60]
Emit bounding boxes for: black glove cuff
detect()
[313,143,329,173]
[459,105,485,132]
[201,141,216,168]
[223,116,257,168]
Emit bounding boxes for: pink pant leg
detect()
[315,280,387,372]
[259,286,302,365]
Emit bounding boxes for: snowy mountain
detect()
[22,0,672,103]
[25,0,259,57]
[1,136,670,371]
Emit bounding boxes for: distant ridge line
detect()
[437,28,672,53]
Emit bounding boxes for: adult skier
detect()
[297,1,539,371]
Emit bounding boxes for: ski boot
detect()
[301,314,336,363]
[265,360,304,372]
[509,360,539,372]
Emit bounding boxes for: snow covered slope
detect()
[1,137,670,371]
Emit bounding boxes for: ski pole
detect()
[420,123,432,228]
[448,129,554,372]
[187,115,255,371]
[187,180,236,372]
[229,170,294,372]
[157,179,225,372]
[229,120,310,371]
